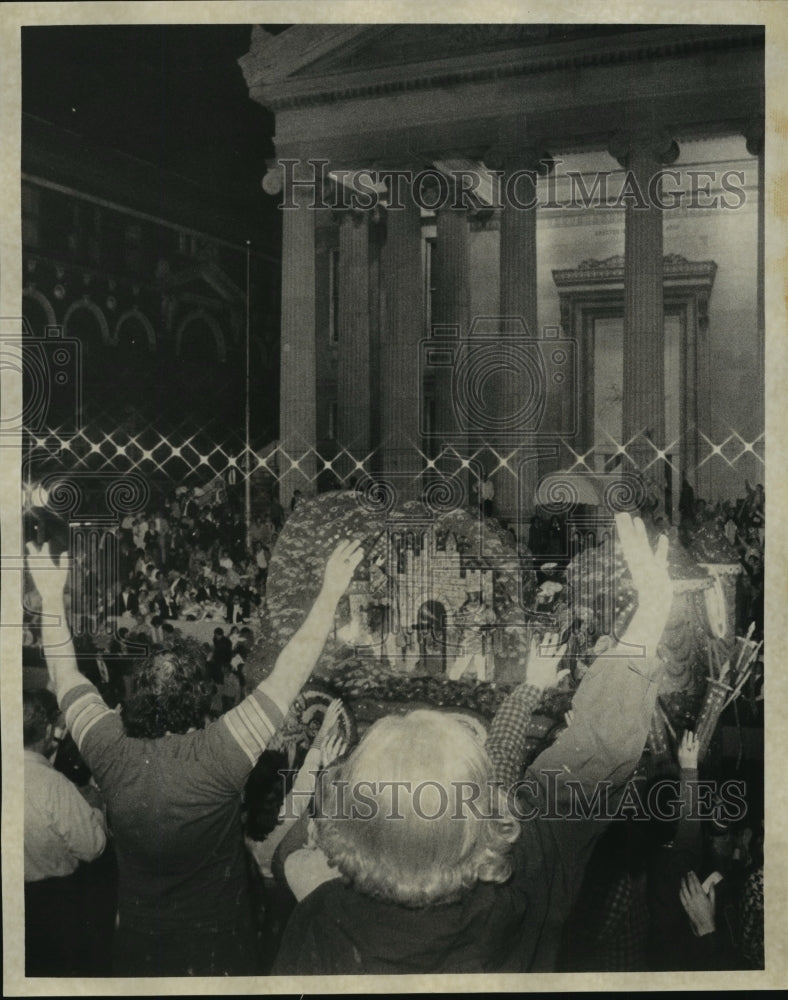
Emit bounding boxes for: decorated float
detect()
[244,486,754,772]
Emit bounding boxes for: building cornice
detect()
[243,24,764,113]
[553,253,717,290]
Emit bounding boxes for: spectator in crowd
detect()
[740,861,764,969]
[254,541,269,589]
[155,509,171,566]
[272,513,674,975]
[131,516,147,554]
[26,535,363,977]
[115,581,138,617]
[24,689,107,976]
[212,626,233,670]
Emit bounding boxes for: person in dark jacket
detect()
[272,513,674,975]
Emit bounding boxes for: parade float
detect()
[244,488,754,772]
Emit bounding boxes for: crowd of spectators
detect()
[527,480,765,642]
[20,509,765,979]
[112,485,284,630]
[678,479,765,639]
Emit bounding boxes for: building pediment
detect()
[242,22,764,114]
[239,25,378,94]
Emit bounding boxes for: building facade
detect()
[241,23,764,530]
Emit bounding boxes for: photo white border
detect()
[2,1,786,994]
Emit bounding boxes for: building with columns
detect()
[241,23,764,531]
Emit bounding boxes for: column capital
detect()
[262,156,331,209]
[261,161,284,196]
[608,128,680,169]
[429,158,500,217]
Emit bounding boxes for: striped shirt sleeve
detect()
[220,683,286,766]
[61,682,115,753]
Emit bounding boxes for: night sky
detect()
[21,24,287,232]
[21,25,293,455]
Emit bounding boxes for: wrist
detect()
[619,611,668,655]
[39,599,70,630]
[316,584,344,610]
[40,595,67,612]
[516,681,543,700]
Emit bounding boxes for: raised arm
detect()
[530,513,673,792]
[261,540,363,710]
[485,633,568,787]
[210,539,364,776]
[25,542,84,705]
[510,515,674,957]
[673,729,703,856]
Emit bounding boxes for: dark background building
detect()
[21,25,286,491]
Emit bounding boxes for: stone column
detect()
[495,152,542,531]
[609,130,679,490]
[337,210,371,466]
[379,194,424,495]
[431,204,470,449]
[279,167,317,509]
[499,161,538,328]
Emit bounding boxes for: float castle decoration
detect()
[336,520,502,681]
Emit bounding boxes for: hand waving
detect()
[677,729,699,770]
[25,541,71,608]
[322,539,364,601]
[615,513,672,619]
[320,731,347,768]
[526,632,570,691]
[317,698,344,741]
[679,871,716,937]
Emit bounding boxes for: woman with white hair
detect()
[273,513,674,974]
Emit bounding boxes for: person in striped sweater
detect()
[25,536,363,977]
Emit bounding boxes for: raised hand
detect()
[317,698,344,741]
[321,539,364,601]
[679,871,716,937]
[677,729,699,770]
[25,541,71,608]
[615,513,671,606]
[320,731,347,769]
[526,632,570,692]
[615,513,673,629]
